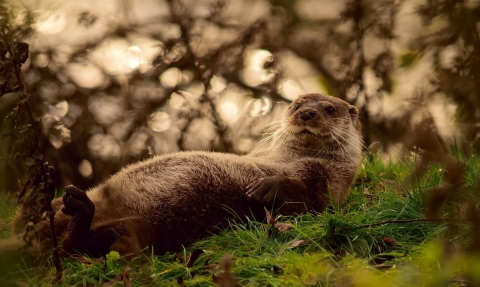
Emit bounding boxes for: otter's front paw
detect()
[62,185,95,236]
[246,176,288,205]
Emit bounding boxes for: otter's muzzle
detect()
[298,110,316,121]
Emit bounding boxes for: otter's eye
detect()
[294,103,300,111]
[325,107,335,115]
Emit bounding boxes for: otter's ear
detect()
[348,105,358,122]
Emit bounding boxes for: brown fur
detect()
[10,93,363,257]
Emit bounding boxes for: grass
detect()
[0,192,15,240]
[1,152,480,286]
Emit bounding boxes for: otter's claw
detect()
[246,176,286,205]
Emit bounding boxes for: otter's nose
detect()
[298,110,316,121]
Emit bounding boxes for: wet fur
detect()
[10,93,363,257]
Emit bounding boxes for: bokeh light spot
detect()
[211,76,227,92]
[279,79,303,101]
[169,92,185,109]
[36,11,66,34]
[91,38,146,75]
[87,134,121,160]
[67,63,105,89]
[148,111,171,132]
[219,101,239,122]
[50,100,69,120]
[246,49,273,67]
[249,96,272,117]
[160,67,181,88]
[88,95,123,126]
[34,53,49,68]
[78,160,93,177]
[127,46,144,69]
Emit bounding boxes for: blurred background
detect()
[1,0,479,192]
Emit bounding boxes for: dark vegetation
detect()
[2,0,480,285]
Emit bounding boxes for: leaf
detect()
[106,251,120,261]
[212,254,239,287]
[264,207,274,226]
[381,236,396,246]
[175,252,185,262]
[274,222,293,232]
[288,240,306,249]
[122,265,131,287]
[264,207,293,232]
[105,251,120,270]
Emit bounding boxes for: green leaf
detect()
[106,251,120,270]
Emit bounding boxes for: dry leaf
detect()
[177,277,187,287]
[175,252,185,262]
[213,254,239,287]
[122,265,131,287]
[274,222,293,232]
[264,207,293,232]
[264,207,275,226]
[381,236,396,246]
[288,240,305,249]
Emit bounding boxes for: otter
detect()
[11,93,363,257]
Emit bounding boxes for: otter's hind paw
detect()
[62,185,95,236]
[62,185,94,216]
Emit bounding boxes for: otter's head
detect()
[275,93,362,158]
[286,93,360,135]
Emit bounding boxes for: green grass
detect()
[1,152,480,286]
[0,192,16,240]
